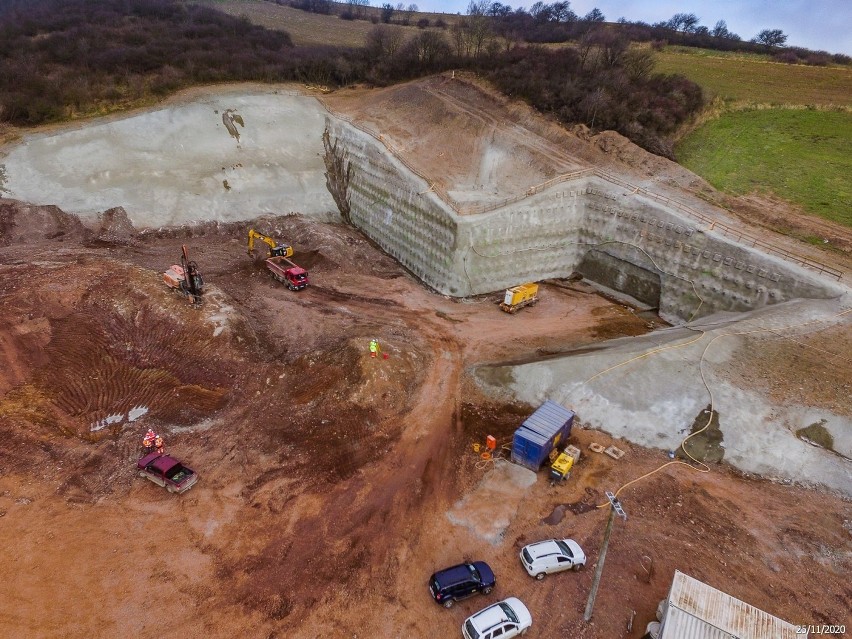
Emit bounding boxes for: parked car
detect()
[520,538,586,579]
[137,452,198,494]
[429,561,495,608]
[462,597,532,639]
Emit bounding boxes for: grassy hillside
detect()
[677,108,852,226]
[191,0,451,47]
[656,47,852,106]
[659,46,852,227]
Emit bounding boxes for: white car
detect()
[520,538,586,579]
[462,597,532,639]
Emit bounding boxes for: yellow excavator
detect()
[247,229,293,258]
[247,229,309,291]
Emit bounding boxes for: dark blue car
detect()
[429,561,496,608]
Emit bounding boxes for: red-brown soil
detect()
[0,200,849,638]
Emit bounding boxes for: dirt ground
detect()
[0,200,849,639]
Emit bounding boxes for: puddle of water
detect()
[542,504,566,525]
[128,405,149,421]
[89,404,149,431]
[680,404,724,463]
[90,413,124,432]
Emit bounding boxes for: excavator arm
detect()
[248,229,293,258]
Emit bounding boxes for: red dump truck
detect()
[266,256,309,291]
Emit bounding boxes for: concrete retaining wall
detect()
[329,118,843,322]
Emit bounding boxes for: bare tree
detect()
[551,1,575,23]
[467,0,493,56]
[402,3,417,24]
[366,24,404,60]
[753,28,787,47]
[622,48,655,80]
[409,30,450,65]
[667,12,699,32]
[583,7,605,22]
[710,19,729,38]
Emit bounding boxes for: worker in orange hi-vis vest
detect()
[142,429,156,456]
[155,435,165,455]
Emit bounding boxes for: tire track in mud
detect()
[1,267,247,439]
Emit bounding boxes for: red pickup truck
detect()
[137,452,198,494]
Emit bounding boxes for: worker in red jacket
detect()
[142,429,157,456]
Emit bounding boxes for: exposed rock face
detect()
[95,206,137,246]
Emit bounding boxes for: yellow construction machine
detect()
[500,283,539,314]
[247,229,309,291]
[247,229,293,258]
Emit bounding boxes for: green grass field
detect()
[677,108,852,226]
[655,47,852,106]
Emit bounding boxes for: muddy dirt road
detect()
[0,202,849,638]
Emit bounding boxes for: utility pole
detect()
[584,491,627,623]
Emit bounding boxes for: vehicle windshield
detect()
[522,548,533,564]
[468,564,482,582]
[464,620,480,639]
[556,540,573,557]
[499,602,519,624]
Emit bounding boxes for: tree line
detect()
[0,0,706,159]
[285,0,850,65]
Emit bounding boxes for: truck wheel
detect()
[573,563,583,571]
[443,599,454,609]
[535,572,545,581]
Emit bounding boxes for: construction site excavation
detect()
[0,78,850,639]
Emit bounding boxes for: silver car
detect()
[520,538,586,579]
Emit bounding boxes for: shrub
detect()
[773,51,799,64]
[804,53,830,66]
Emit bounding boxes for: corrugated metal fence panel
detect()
[661,571,802,639]
[522,400,574,438]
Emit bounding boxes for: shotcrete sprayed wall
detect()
[329,118,842,322]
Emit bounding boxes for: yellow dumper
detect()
[500,283,539,314]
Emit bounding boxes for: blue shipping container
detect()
[511,401,575,471]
